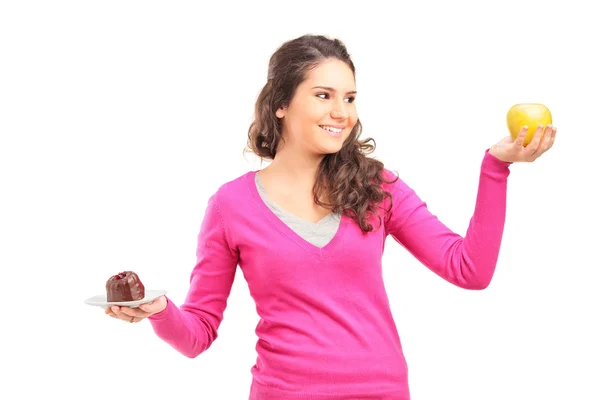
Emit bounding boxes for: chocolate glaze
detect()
[106,271,145,302]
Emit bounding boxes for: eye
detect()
[316,93,356,103]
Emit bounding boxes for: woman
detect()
[106,34,556,399]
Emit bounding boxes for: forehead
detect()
[302,59,356,90]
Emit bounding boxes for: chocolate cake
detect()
[106,271,145,302]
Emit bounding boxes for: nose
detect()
[330,99,348,120]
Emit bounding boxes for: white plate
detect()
[84,289,167,308]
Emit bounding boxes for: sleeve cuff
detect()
[148,296,173,321]
[482,148,511,180]
[484,148,512,168]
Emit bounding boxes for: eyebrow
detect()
[311,86,357,95]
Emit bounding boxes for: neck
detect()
[267,147,323,184]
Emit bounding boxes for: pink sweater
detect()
[148,150,511,399]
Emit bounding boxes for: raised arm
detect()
[384,150,511,289]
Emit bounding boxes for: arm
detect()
[385,150,511,289]
[148,191,239,357]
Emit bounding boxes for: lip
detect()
[319,124,346,129]
[320,125,343,138]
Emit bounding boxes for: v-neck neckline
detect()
[254,171,338,227]
[246,170,349,258]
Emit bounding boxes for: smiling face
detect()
[275,58,358,157]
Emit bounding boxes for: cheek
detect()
[343,114,358,140]
[348,110,358,129]
[290,103,322,132]
[349,107,358,123]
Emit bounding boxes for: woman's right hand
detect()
[105,295,168,323]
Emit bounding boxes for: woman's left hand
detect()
[489,125,557,163]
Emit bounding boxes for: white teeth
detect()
[320,126,343,133]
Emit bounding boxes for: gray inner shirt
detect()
[255,173,341,248]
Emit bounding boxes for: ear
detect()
[275,106,286,119]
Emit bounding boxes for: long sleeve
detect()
[148,192,239,357]
[385,150,511,289]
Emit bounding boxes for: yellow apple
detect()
[506,103,552,146]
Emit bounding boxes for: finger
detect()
[116,313,137,323]
[111,307,139,323]
[538,126,557,154]
[140,303,156,316]
[138,303,153,313]
[108,310,129,321]
[526,125,545,156]
[548,127,557,148]
[539,125,556,152]
[514,126,528,148]
[523,125,544,162]
[138,300,160,314]
[119,306,152,320]
[111,305,146,318]
[532,124,552,155]
[107,306,121,318]
[139,296,167,314]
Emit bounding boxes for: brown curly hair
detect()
[246,34,398,233]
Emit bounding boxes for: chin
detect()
[312,128,349,155]
[318,142,345,155]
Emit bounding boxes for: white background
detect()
[1,1,599,399]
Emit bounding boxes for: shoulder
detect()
[378,167,424,219]
[215,170,254,196]
[209,170,256,211]
[199,171,256,243]
[380,167,411,196]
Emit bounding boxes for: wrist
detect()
[488,145,501,160]
[484,148,513,170]
[156,295,168,313]
[488,146,509,163]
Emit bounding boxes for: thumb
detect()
[139,295,167,314]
